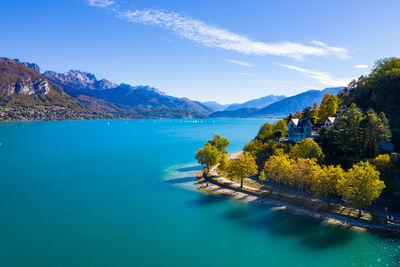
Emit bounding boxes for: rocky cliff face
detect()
[10,78,51,96]
[0,58,53,97]
[44,70,118,90]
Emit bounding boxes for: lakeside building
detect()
[324,117,338,128]
[287,118,313,142]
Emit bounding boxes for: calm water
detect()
[0,119,399,266]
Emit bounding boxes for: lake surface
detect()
[0,119,399,266]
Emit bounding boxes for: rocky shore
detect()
[196,168,400,234]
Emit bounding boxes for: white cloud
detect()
[118,9,350,60]
[275,63,352,87]
[86,0,115,8]
[354,64,369,69]
[226,59,254,67]
[85,1,350,61]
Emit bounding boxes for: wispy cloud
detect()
[240,72,256,77]
[86,1,350,61]
[226,59,254,67]
[248,79,270,84]
[275,63,352,87]
[354,64,368,69]
[86,0,115,8]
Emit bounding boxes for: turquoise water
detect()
[0,119,399,266]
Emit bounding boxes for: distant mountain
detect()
[0,58,206,120]
[13,59,40,73]
[202,101,229,112]
[224,95,286,111]
[44,70,213,115]
[43,70,118,91]
[255,87,343,115]
[0,58,98,120]
[209,87,343,118]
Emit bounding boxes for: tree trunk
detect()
[358,208,362,218]
[240,177,244,188]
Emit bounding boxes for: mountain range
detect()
[209,87,343,118]
[223,95,286,111]
[0,57,344,121]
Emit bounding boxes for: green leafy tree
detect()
[312,165,345,205]
[273,130,283,141]
[302,106,312,119]
[286,158,321,193]
[208,134,230,153]
[289,139,324,163]
[310,102,319,124]
[317,93,339,124]
[337,103,365,166]
[371,154,396,191]
[195,143,223,175]
[338,161,385,217]
[264,154,293,186]
[217,152,229,173]
[340,57,400,149]
[378,112,392,141]
[227,152,258,188]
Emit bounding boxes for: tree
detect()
[244,139,282,171]
[336,103,365,166]
[273,130,283,141]
[286,158,321,193]
[217,152,229,173]
[316,126,341,165]
[338,161,385,217]
[340,57,400,149]
[289,139,324,163]
[302,106,312,119]
[255,119,288,142]
[378,112,392,141]
[195,143,223,174]
[317,94,339,124]
[264,155,293,186]
[227,152,258,188]
[208,134,230,153]
[293,111,303,119]
[310,102,319,124]
[371,154,396,191]
[259,170,266,185]
[312,165,345,205]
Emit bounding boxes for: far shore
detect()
[195,165,400,234]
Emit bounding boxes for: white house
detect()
[287,119,313,142]
[324,117,338,128]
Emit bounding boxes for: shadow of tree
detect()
[222,207,356,250]
[221,206,250,220]
[176,166,203,173]
[166,176,198,184]
[190,194,226,206]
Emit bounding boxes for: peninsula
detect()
[195,58,400,233]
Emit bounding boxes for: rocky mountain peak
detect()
[44,70,117,90]
[13,59,40,73]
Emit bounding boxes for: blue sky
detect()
[1,0,399,104]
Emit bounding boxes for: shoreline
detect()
[195,168,400,234]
